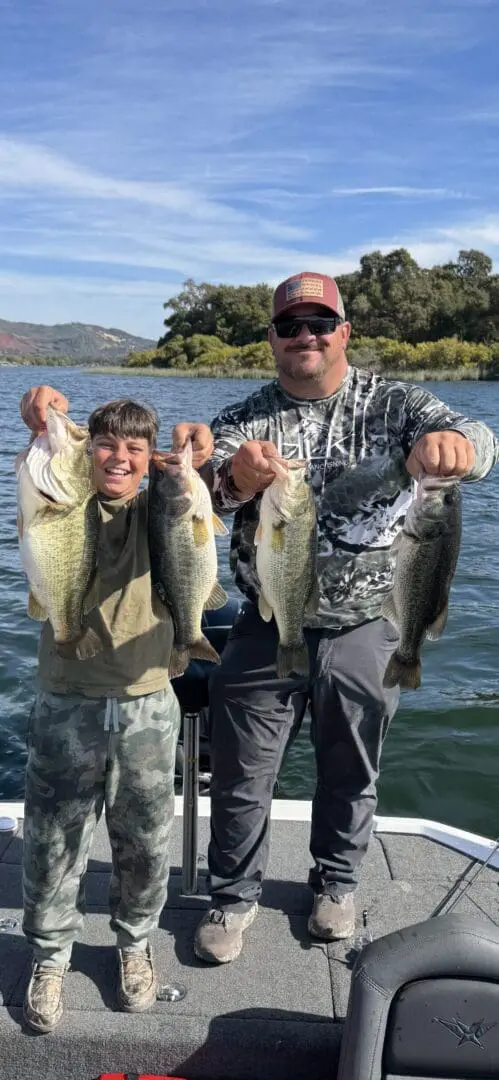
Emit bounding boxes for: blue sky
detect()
[1,0,499,338]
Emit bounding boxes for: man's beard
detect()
[278,348,329,381]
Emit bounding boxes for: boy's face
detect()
[91,433,151,499]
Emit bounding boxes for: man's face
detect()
[269,303,351,384]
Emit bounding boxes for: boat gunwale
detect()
[1,798,498,868]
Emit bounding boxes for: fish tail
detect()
[383,652,421,690]
[169,635,221,679]
[55,627,103,661]
[169,645,190,679]
[277,643,309,680]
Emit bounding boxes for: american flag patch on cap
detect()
[286,276,324,301]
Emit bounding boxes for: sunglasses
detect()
[273,314,342,338]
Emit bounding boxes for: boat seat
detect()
[171,597,241,715]
[337,911,499,1080]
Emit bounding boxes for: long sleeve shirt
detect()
[210,366,497,629]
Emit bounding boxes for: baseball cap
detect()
[272,272,345,321]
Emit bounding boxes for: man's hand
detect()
[406,431,475,479]
[171,422,214,469]
[20,385,69,434]
[230,440,284,500]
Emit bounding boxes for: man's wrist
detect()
[225,458,254,502]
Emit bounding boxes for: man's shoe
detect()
[23,961,67,1034]
[308,892,356,941]
[194,903,258,964]
[117,943,157,1012]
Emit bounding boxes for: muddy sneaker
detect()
[194,903,258,964]
[117,943,157,1012]
[23,961,67,1034]
[308,892,356,941]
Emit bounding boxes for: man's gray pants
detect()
[23,686,180,966]
[207,603,400,910]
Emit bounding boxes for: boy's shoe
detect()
[23,961,68,1034]
[308,892,356,941]
[117,943,157,1012]
[194,903,258,964]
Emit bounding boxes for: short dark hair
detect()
[88,399,159,447]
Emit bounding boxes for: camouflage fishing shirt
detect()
[210,366,497,628]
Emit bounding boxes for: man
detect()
[177,271,497,965]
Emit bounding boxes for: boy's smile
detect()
[91,433,151,499]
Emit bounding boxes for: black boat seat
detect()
[337,912,499,1080]
[171,597,241,714]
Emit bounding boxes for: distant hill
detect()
[0,319,155,363]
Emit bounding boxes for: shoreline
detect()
[78,364,489,382]
[0,362,492,382]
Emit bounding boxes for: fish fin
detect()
[82,575,100,615]
[426,604,449,641]
[169,645,190,679]
[204,581,229,610]
[271,522,286,552]
[55,627,103,661]
[27,591,47,621]
[75,628,104,661]
[212,513,229,536]
[169,635,221,679]
[254,522,263,545]
[188,635,221,665]
[151,587,171,621]
[258,591,273,622]
[305,579,320,616]
[383,653,421,690]
[381,593,398,629]
[277,643,309,679]
[191,516,210,546]
[390,531,404,554]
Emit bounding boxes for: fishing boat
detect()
[1,601,498,1080]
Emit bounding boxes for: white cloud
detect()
[0,138,245,224]
[329,187,471,199]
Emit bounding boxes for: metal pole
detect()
[182,711,200,894]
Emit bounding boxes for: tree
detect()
[159,248,499,354]
[159,280,273,346]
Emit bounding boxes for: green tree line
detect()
[125,247,499,378]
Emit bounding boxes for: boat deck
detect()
[0,801,498,1080]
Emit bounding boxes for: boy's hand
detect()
[171,422,214,469]
[20,385,69,434]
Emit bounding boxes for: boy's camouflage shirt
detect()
[210,367,497,628]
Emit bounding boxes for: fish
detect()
[382,472,462,690]
[16,406,102,660]
[255,459,319,679]
[148,440,229,678]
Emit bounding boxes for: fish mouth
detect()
[150,449,188,469]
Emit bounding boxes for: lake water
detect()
[1,366,498,836]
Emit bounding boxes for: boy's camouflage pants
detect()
[22,686,180,965]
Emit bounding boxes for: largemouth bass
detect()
[148,441,229,678]
[382,473,462,690]
[16,406,101,659]
[255,459,318,679]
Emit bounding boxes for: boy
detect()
[22,398,180,1034]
